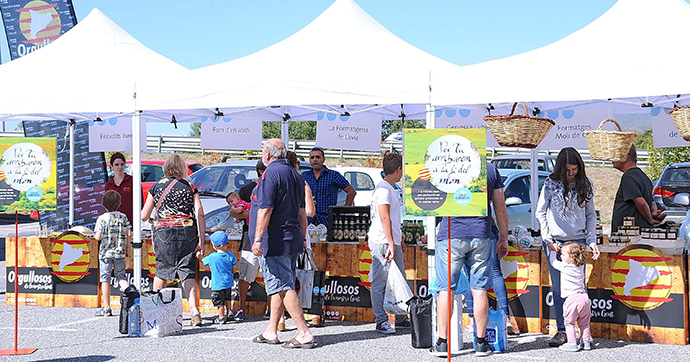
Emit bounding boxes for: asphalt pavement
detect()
[0,270,689,362]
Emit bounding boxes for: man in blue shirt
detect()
[302,147,356,226]
[251,139,313,348]
[431,162,509,357]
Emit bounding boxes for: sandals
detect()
[252,334,281,344]
[282,338,315,349]
[191,314,202,327]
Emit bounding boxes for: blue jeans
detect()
[435,238,492,291]
[543,238,587,330]
[464,239,509,316]
[369,244,407,325]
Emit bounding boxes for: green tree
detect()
[381,119,426,141]
[648,146,690,181]
[635,129,653,150]
[262,121,316,140]
[190,122,201,137]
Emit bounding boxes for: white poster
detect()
[315,113,382,152]
[435,108,499,147]
[200,117,262,150]
[536,108,609,150]
[88,117,147,152]
[651,107,690,148]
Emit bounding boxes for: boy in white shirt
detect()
[367,152,408,334]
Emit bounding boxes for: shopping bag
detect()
[295,250,326,315]
[383,262,413,315]
[407,294,433,348]
[473,307,507,352]
[139,287,183,337]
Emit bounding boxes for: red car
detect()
[108,159,203,201]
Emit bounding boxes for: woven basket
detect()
[483,102,555,148]
[668,106,690,141]
[584,119,637,162]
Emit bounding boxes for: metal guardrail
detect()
[0,132,649,165]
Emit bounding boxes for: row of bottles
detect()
[331,214,370,242]
[402,220,425,245]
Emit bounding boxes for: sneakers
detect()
[226,310,235,322]
[429,340,448,357]
[582,342,592,351]
[559,343,581,352]
[548,330,567,347]
[375,321,395,334]
[395,318,411,329]
[213,316,227,325]
[94,307,112,317]
[474,339,493,357]
[264,311,271,319]
[234,310,245,321]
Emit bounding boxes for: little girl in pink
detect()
[549,242,592,351]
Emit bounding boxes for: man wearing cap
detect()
[302,146,356,226]
[251,139,313,348]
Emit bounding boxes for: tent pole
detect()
[132,112,142,291]
[281,112,289,146]
[530,149,539,231]
[68,119,75,227]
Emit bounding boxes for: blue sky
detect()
[0,0,670,134]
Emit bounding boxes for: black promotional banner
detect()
[23,120,108,232]
[6,267,98,295]
[0,0,76,61]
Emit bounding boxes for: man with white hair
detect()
[251,139,314,348]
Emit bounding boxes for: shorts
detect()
[435,238,492,291]
[258,254,298,296]
[153,225,198,282]
[211,288,234,308]
[99,257,126,283]
[239,250,261,283]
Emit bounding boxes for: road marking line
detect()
[0,327,77,332]
[202,336,250,341]
[45,317,102,329]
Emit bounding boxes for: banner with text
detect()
[0,0,77,60]
[315,113,382,152]
[200,117,262,150]
[88,117,147,152]
[0,137,56,210]
[651,107,690,148]
[535,108,610,150]
[404,128,487,217]
[435,108,499,147]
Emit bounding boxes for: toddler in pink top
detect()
[549,242,592,352]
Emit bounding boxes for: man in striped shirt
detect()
[302,147,356,226]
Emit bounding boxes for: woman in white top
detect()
[536,147,600,347]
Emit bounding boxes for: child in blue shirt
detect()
[203,231,238,324]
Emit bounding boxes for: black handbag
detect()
[407,294,434,348]
[295,249,326,315]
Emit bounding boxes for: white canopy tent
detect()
[434,0,690,111]
[0,9,192,291]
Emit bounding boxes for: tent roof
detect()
[434,0,690,109]
[0,9,189,122]
[139,0,461,119]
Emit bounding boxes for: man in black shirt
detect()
[611,145,665,231]
[230,160,266,320]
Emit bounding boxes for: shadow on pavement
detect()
[32,356,115,362]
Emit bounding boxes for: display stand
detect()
[0,212,37,356]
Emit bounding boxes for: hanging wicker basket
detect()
[668,106,690,141]
[584,119,637,162]
[483,102,555,148]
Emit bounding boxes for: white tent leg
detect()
[132,112,143,291]
[530,149,539,231]
[68,119,75,227]
[281,114,289,146]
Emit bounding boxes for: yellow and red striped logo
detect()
[50,231,91,283]
[418,167,431,181]
[610,245,673,310]
[490,243,530,300]
[357,245,373,289]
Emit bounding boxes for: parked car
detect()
[497,169,550,232]
[491,154,557,173]
[331,166,402,207]
[653,162,690,217]
[107,159,203,201]
[189,160,313,230]
[382,131,403,144]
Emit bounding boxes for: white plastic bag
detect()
[140,287,183,337]
[383,262,414,315]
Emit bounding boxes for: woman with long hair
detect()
[536,147,600,347]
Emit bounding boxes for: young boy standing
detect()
[94,190,133,316]
[203,230,239,324]
[367,152,409,334]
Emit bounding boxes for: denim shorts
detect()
[435,238,492,291]
[99,257,126,283]
[259,253,298,296]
